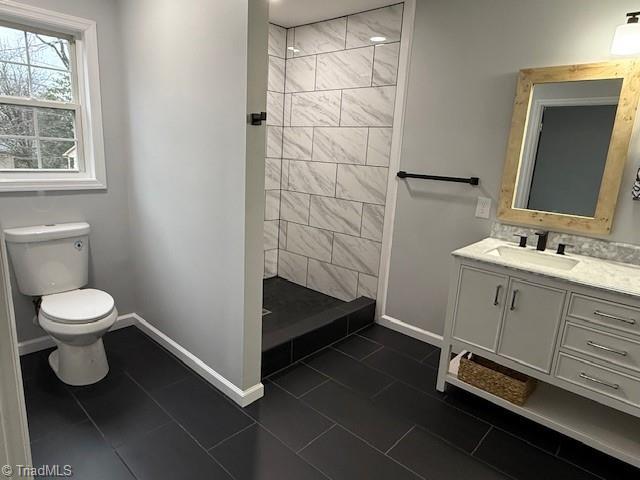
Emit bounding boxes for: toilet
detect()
[4,222,117,386]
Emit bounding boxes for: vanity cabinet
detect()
[438,241,640,468]
[452,269,564,372]
[497,279,565,373]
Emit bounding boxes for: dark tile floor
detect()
[21,325,640,480]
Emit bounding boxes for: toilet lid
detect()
[40,289,115,324]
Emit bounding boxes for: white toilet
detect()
[4,222,117,386]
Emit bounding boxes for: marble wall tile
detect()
[279,220,287,249]
[336,164,388,204]
[307,259,358,301]
[281,159,290,189]
[264,249,278,278]
[286,223,333,262]
[283,127,313,160]
[265,158,282,190]
[268,24,287,58]
[346,4,403,49]
[281,190,310,224]
[316,47,374,90]
[267,92,284,126]
[268,56,285,93]
[293,18,347,56]
[284,94,292,126]
[278,250,308,286]
[266,126,283,158]
[264,220,279,250]
[357,273,378,299]
[361,204,385,241]
[332,233,381,275]
[265,190,281,220]
[366,128,392,166]
[312,127,368,164]
[309,196,362,235]
[286,56,316,93]
[373,42,400,86]
[341,86,396,126]
[289,160,337,196]
[291,90,341,126]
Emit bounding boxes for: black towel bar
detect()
[397,171,479,186]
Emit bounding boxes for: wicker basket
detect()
[458,353,536,406]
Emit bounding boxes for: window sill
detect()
[0,177,107,192]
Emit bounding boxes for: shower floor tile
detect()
[262,277,345,334]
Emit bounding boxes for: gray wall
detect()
[0,0,134,342]
[385,0,640,336]
[119,0,261,389]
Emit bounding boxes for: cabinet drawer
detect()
[567,294,640,337]
[556,353,640,408]
[562,323,640,374]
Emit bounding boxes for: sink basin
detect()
[487,246,579,271]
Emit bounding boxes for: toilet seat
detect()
[40,288,115,324]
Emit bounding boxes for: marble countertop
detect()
[453,238,640,299]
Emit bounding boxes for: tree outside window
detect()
[0,24,77,171]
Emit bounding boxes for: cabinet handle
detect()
[510,289,519,311]
[586,340,628,357]
[593,311,636,325]
[579,372,619,390]
[493,285,502,306]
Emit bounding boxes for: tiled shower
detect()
[263,3,403,302]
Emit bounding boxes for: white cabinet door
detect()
[498,279,566,372]
[452,266,507,351]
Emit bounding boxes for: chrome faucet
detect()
[535,231,549,251]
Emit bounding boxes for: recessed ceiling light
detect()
[370,36,386,43]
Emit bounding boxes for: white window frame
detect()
[0,0,106,191]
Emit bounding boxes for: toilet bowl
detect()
[38,288,117,386]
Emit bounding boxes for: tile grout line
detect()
[292,377,332,399]
[207,422,257,451]
[470,425,492,456]
[384,424,415,455]
[369,379,397,400]
[113,448,140,480]
[295,423,337,454]
[357,343,385,361]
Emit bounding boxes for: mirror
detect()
[499,61,640,234]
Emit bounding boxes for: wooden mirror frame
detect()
[498,60,640,234]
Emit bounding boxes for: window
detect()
[0,3,105,191]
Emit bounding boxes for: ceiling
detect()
[269,0,398,28]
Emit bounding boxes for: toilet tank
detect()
[4,222,90,296]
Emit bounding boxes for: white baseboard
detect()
[17,313,138,356]
[134,314,263,407]
[377,314,443,348]
[18,312,264,407]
